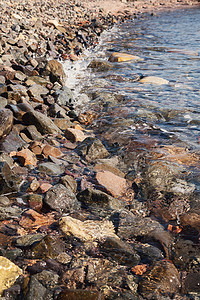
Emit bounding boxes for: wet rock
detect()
[55,86,76,107]
[76,137,109,161]
[0,256,22,296]
[22,110,61,135]
[16,148,37,166]
[0,161,23,194]
[100,236,140,266]
[25,276,47,300]
[15,233,45,247]
[60,216,118,242]
[94,162,125,178]
[89,59,112,71]
[28,84,49,103]
[34,270,59,290]
[58,289,104,300]
[64,128,87,142]
[139,76,169,85]
[37,162,64,176]
[28,76,50,87]
[44,60,66,86]
[139,260,180,299]
[77,188,125,211]
[29,235,66,260]
[48,103,67,118]
[95,170,128,197]
[183,272,200,294]
[59,175,77,193]
[44,184,79,213]
[108,52,143,62]
[0,196,11,207]
[0,108,13,140]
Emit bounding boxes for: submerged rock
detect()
[139,76,169,85]
[108,52,143,62]
[76,137,109,161]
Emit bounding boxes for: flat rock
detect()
[15,233,45,247]
[44,184,80,213]
[42,144,63,158]
[58,289,104,300]
[60,216,118,242]
[0,256,22,296]
[16,148,37,166]
[108,52,143,62]
[139,76,169,85]
[95,170,128,197]
[37,162,64,176]
[0,205,23,220]
[22,110,61,135]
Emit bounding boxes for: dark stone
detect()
[89,59,112,71]
[76,137,109,161]
[183,272,200,293]
[23,125,43,141]
[15,233,45,247]
[0,127,27,153]
[34,270,59,290]
[44,184,80,213]
[25,276,47,300]
[58,289,104,300]
[0,205,23,220]
[22,110,61,135]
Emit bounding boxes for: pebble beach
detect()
[0,0,200,299]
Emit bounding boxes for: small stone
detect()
[39,183,53,193]
[15,233,45,247]
[37,162,64,176]
[58,290,103,300]
[0,256,22,296]
[54,118,72,130]
[44,60,66,86]
[29,178,40,192]
[57,253,72,264]
[64,128,86,142]
[60,175,77,193]
[108,52,143,62]
[42,144,63,158]
[89,59,112,71]
[23,125,43,141]
[25,276,47,300]
[0,109,13,140]
[76,137,109,161]
[0,162,23,194]
[139,76,169,85]
[16,148,37,166]
[26,194,43,211]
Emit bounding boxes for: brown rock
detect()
[95,170,128,197]
[64,128,86,143]
[16,148,37,166]
[0,108,13,140]
[39,183,53,193]
[42,144,63,158]
[44,60,66,86]
[108,52,143,62]
[58,289,104,300]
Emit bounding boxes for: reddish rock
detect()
[29,141,45,155]
[95,170,128,197]
[39,183,53,193]
[16,148,37,166]
[42,144,63,158]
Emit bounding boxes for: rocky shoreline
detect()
[0,0,200,299]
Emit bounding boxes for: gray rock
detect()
[25,276,47,300]
[76,137,109,161]
[0,127,27,153]
[0,206,23,220]
[44,184,80,213]
[37,162,65,176]
[22,110,62,135]
[0,97,7,109]
[34,270,59,290]
[0,108,13,140]
[28,84,49,101]
[44,60,66,86]
[55,86,75,107]
[15,233,45,247]
[23,125,43,141]
[0,196,11,207]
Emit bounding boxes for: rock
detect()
[23,125,43,141]
[37,162,65,176]
[95,171,128,197]
[0,127,27,153]
[64,128,86,142]
[0,97,7,109]
[138,260,180,298]
[0,206,23,220]
[24,194,43,211]
[139,76,169,85]
[42,144,63,158]
[39,183,52,194]
[55,86,76,107]
[89,59,112,71]
[108,52,143,62]
[0,256,22,296]
[22,110,61,135]
[28,84,49,103]
[99,236,140,267]
[44,184,80,213]
[94,163,125,178]
[77,188,124,211]
[49,103,67,118]
[16,148,37,166]
[15,233,45,247]
[58,290,104,300]
[76,137,109,161]
[59,175,77,193]
[0,162,23,194]
[34,270,59,290]
[25,276,47,300]
[180,212,200,233]
[183,272,200,293]
[28,76,50,87]
[44,60,66,86]
[0,108,13,140]
[60,216,118,242]
[53,118,72,130]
